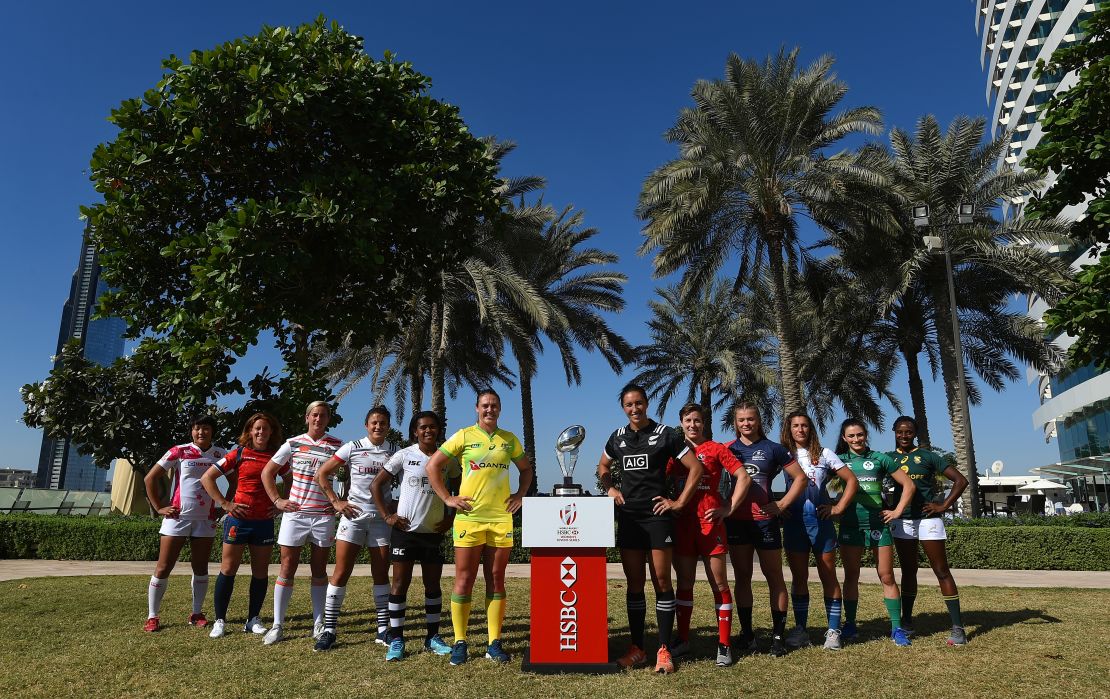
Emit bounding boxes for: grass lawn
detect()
[0,576,1106,698]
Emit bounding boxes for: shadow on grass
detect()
[852,608,1061,642]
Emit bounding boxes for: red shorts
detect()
[674,515,727,557]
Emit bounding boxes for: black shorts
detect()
[616,508,674,550]
[390,528,446,563]
[725,518,782,550]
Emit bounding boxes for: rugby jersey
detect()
[272,433,343,515]
[667,440,744,522]
[603,420,689,514]
[726,437,795,521]
[385,444,462,534]
[439,424,524,524]
[332,437,393,521]
[157,442,228,520]
[785,447,847,521]
[215,446,280,520]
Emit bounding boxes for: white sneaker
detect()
[208,619,226,638]
[313,619,326,640]
[785,626,811,648]
[263,624,284,646]
[823,628,842,650]
[243,616,267,634]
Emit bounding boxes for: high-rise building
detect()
[975,1,1109,467]
[36,233,127,490]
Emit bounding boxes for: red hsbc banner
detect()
[529,547,609,665]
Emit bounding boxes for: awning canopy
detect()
[1032,455,1110,481]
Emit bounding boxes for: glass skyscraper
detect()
[35,234,127,490]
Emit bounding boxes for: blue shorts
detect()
[782,517,837,554]
[725,518,782,550]
[223,517,275,547]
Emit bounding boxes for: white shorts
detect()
[159,518,216,538]
[891,517,947,541]
[277,512,337,548]
[336,515,392,548]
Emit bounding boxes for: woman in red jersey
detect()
[201,412,283,638]
[669,403,751,667]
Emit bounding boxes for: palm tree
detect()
[637,48,885,414]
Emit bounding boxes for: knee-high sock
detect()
[324,584,346,632]
[248,576,268,620]
[771,608,788,639]
[825,597,842,631]
[675,588,694,642]
[424,591,442,639]
[374,583,390,636]
[714,588,733,646]
[656,590,677,648]
[901,593,916,625]
[310,577,328,625]
[191,575,209,615]
[388,593,407,640]
[844,598,859,625]
[883,596,902,631]
[450,594,472,643]
[213,573,235,621]
[943,595,963,627]
[627,592,647,649]
[738,606,754,636]
[791,593,810,629]
[148,576,168,618]
[485,592,506,643]
[273,576,293,626]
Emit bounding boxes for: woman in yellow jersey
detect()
[426,389,533,666]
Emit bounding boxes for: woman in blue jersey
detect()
[779,411,859,651]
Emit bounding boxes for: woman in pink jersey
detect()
[142,415,227,632]
[200,412,283,638]
[260,400,343,645]
[669,403,751,667]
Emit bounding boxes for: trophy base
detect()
[552,483,583,497]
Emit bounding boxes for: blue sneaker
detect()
[375,630,389,646]
[891,627,912,647]
[386,637,404,661]
[485,639,510,664]
[425,634,452,655]
[449,640,468,666]
[841,622,858,641]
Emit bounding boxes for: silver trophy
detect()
[552,424,586,496]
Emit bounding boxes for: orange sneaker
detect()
[655,645,675,674]
[616,644,647,668]
[188,612,208,628]
[144,617,161,632]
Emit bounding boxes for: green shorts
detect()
[838,524,892,548]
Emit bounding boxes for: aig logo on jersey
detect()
[623,454,648,471]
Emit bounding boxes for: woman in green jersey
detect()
[834,418,915,646]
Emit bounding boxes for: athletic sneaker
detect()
[840,621,858,641]
[425,634,452,655]
[143,617,161,633]
[208,619,226,638]
[770,635,787,657]
[243,616,267,634]
[485,639,510,664]
[313,631,337,652]
[946,626,967,646]
[902,621,915,637]
[263,624,284,645]
[823,628,842,650]
[737,631,758,655]
[654,645,674,674]
[891,627,912,647]
[715,643,733,667]
[188,612,209,628]
[386,638,404,661]
[669,639,691,657]
[449,640,469,666]
[375,630,389,646]
[616,644,648,669]
[313,619,325,640]
[785,626,810,648]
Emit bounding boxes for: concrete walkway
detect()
[2,559,1108,588]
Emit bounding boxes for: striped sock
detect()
[825,597,842,631]
[374,584,390,636]
[147,576,167,618]
[213,573,235,621]
[388,594,407,641]
[714,589,733,646]
[844,598,859,625]
[791,593,810,629]
[425,594,442,639]
[310,577,328,627]
[627,592,647,649]
[324,584,346,632]
[676,588,695,642]
[273,576,293,626]
[191,575,209,615]
[656,590,677,648]
[485,592,506,643]
[943,595,963,627]
[451,594,471,643]
[883,596,902,631]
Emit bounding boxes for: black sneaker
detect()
[738,631,758,655]
[313,630,337,652]
[770,634,787,657]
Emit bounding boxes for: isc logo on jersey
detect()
[623,454,648,471]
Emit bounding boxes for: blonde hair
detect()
[304,400,332,418]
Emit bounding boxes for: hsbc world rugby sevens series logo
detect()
[559,503,577,526]
[555,502,581,543]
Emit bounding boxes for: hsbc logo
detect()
[623,454,648,471]
[559,503,577,526]
[560,557,577,588]
[559,556,578,651]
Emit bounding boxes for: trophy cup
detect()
[552,424,586,496]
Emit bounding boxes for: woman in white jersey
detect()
[370,410,460,660]
[312,405,395,651]
[142,415,227,632]
[778,411,858,651]
[260,400,343,645]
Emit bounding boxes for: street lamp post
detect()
[913,202,981,518]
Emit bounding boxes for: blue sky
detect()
[0,1,1061,489]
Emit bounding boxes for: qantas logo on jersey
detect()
[468,460,508,472]
[623,454,648,471]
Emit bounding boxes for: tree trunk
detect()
[699,378,713,440]
[410,372,423,422]
[520,371,538,496]
[429,303,447,425]
[901,344,932,448]
[766,239,804,413]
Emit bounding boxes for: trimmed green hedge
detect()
[1,515,1108,570]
